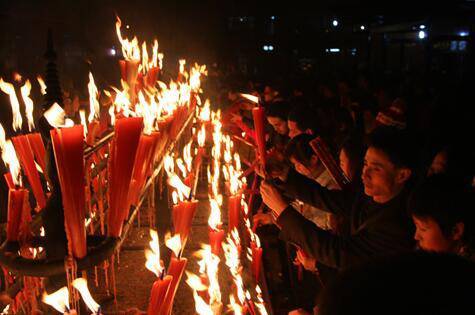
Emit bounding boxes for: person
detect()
[259,126,416,270]
[287,105,317,139]
[408,175,474,258]
[426,144,474,187]
[265,101,290,152]
[338,135,366,182]
[317,252,475,315]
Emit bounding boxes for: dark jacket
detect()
[276,170,414,270]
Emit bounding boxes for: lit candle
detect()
[228,193,242,232]
[147,275,173,315]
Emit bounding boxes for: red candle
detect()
[26,133,46,174]
[172,200,198,243]
[228,194,242,232]
[108,117,143,237]
[146,67,159,88]
[4,173,14,190]
[209,228,225,255]
[160,257,188,315]
[50,125,86,258]
[147,275,173,315]
[251,106,267,168]
[251,241,263,283]
[6,188,28,242]
[86,121,100,146]
[12,135,46,209]
[128,133,155,207]
[119,59,140,102]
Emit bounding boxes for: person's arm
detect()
[278,169,353,217]
[277,206,412,269]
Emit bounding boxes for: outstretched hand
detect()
[260,181,288,216]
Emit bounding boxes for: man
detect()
[287,105,317,139]
[409,175,474,258]
[260,127,415,269]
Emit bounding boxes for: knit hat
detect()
[375,98,407,129]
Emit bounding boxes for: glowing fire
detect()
[208,195,222,231]
[167,173,191,201]
[255,285,268,315]
[185,271,207,291]
[42,287,70,313]
[197,124,206,147]
[192,290,213,315]
[199,99,211,122]
[43,103,66,128]
[240,93,259,104]
[20,80,35,131]
[80,110,88,136]
[183,141,193,173]
[72,278,100,314]
[87,72,100,123]
[165,233,182,257]
[0,78,22,131]
[145,229,164,277]
[115,16,140,61]
[0,126,21,186]
[223,229,246,308]
[37,76,47,95]
[195,245,222,307]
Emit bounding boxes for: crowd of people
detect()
[218,73,475,314]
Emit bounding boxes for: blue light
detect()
[271,16,275,20]
[332,19,339,27]
[419,25,426,30]
[326,48,340,53]
[418,30,427,39]
[459,31,469,37]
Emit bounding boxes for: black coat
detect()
[276,170,415,270]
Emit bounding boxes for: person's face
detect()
[339,148,352,180]
[263,86,276,103]
[267,116,288,135]
[412,216,454,253]
[428,151,448,177]
[290,157,313,178]
[287,120,303,139]
[362,147,410,203]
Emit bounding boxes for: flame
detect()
[0,133,21,186]
[111,82,132,117]
[136,91,154,135]
[195,245,222,306]
[223,229,246,307]
[87,72,100,123]
[141,41,149,73]
[240,93,259,104]
[13,72,22,82]
[0,78,22,131]
[199,100,211,122]
[229,295,243,315]
[185,271,207,291]
[163,153,175,175]
[208,196,222,231]
[43,103,66,128]
[254,285,268,315]
[151,40,159,68]
[115,16,140,61]
[192,290,213,315]
[179,59,186,75]
[183,141,193,172]
[190,63,207,91]
[72,278,100,313]
[158,53,164,69]
[1,304,10,314]
[20,80,35,131]
[176,158,187,178]
[167,173,191,200]
[37,76,47,95]
[197,124,206,147]
[79,109,88,136]
[42,287,70,313]
[145,229,164,277]
[165,233,182,257]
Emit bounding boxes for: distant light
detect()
[418,30,427,39]
[350,48,357,56]
[268,45,274,51]
[263,45,269,51]
[459,31,469,37]
[126,25,130,29]
[271,16,276,20]
[360,25,365,31]
[240,17,244,22]
[109,48,117,56]
[326,48,340,53]
[419,25,426,30]
[332,19,339,27]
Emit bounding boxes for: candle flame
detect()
[0,78,22,131]
[229,294,243,315]
[145,229,164,277]
[115,16,140,61]
[254,285,268,315]
[43,103,66,128]
[80,109,88,137]
[240,93,259,104]
[72,278,100,313]
[199,99,211,122]
[167,173,191,200]
[194,244,222,306]
[37,76,47,95]
[87,72,100,123]
[42,287,70,313]
[0,130,21,186]
[20,80,35,131]
[183,141,193,173]
[192,290,213,315]
[208,196,222,231]
[185,271,207,291]
[165,233,182,257]
[197,124,206,147]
